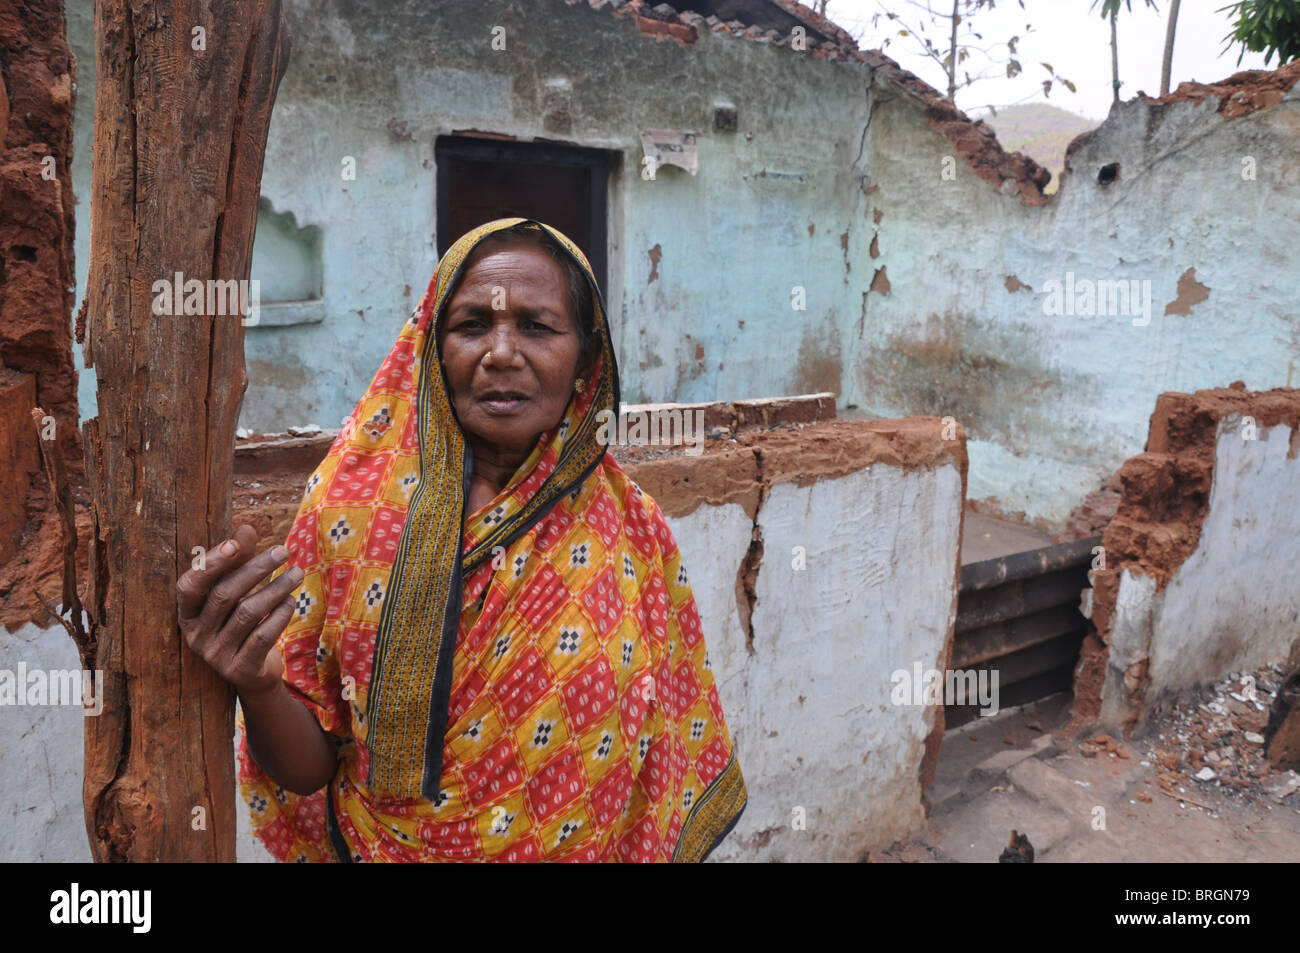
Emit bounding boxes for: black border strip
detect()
[326,781,353,863]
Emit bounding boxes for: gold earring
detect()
[574,378,585,393]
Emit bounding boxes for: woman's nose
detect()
[483,323,523,364]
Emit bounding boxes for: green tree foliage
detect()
[1218,0,1300,66]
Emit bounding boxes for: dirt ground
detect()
[872,662,1300,863]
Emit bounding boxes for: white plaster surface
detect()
[668,462,965,862]
[1148,422,1300,694]
[1099,421,1300,728]
[0,622,93,862]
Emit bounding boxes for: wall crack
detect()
[734,448,766,656]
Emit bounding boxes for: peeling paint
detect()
[869,266,890,296]
[1163,267,1210,316]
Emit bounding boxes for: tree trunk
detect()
[1160,0,1181,96]
[948,0,959,102]
[81,0,290,862]
[1110,13,1120,104]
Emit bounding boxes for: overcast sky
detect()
[823,0,1275,120]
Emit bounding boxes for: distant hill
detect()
[976,104,1100,193]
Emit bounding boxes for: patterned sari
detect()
[236,218,747,861]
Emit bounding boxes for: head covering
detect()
[237,218,746,862]
[342,218,619,800]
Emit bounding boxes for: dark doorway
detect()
[945,535,1100,729]
[435,136,610,293]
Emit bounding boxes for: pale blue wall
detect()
[66,0,870,433]
[64,0,1300,525]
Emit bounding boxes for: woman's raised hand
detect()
[176,523,302,700]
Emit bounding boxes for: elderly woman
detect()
[176,218,746,862]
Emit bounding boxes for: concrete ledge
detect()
[232,391,839,481]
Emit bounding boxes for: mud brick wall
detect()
[1076,386,1300,736]
[0,0,82,629]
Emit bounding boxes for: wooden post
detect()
[81,1,290,861]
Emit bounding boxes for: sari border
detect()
[419,441,471,802]
[326,780,353,863]
[670,749,747,863]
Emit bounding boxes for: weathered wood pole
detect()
[81,0,290,861]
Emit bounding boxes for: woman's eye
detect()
[452,318,552,333]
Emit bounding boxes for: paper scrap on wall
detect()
[640,129,699,176]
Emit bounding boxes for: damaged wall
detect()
[651,419,966,861]
[64,0,873,433]
[856,60,1300,527]
[1077,386,1300,735]
[60,3,1300,530]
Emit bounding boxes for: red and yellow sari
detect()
[236,218,746,861]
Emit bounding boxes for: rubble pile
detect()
[1134,663,1300,809]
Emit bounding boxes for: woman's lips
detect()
[479,395,529,415]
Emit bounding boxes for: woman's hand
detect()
[177,523,339,795]
[176,523,302,701]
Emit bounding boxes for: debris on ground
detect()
[997,829,1034,863]
[1078,733,1130,759]
[1131,663,1298,808]
[865,840,947,863]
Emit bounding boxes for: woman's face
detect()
[438,240,586,461]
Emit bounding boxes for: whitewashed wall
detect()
[1099,418,1300,730]
[680,462,965,862]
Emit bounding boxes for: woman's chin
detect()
[465,411,550,457]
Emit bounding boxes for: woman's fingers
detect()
[176,523,259,621]
[220,563,304,649]
[194,541,293,634]
[175,522,307,698]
